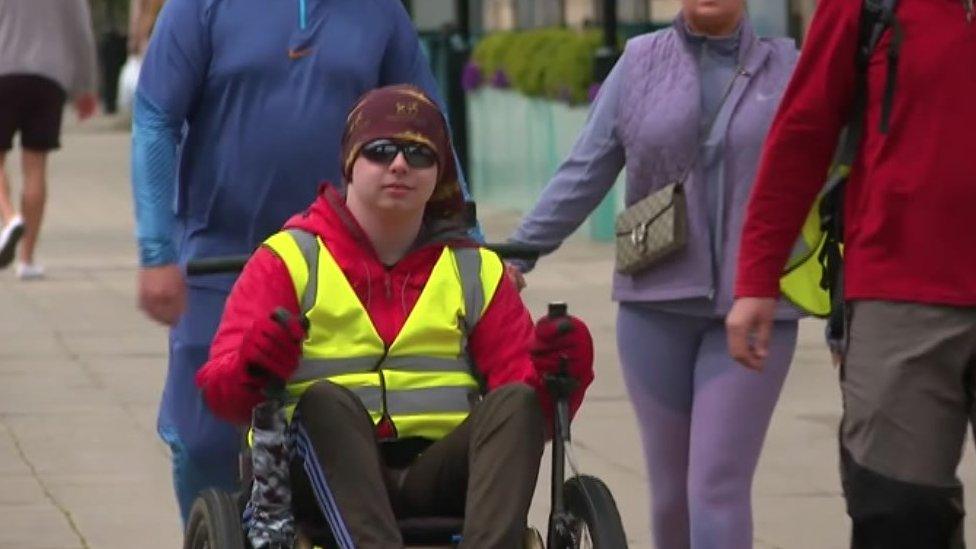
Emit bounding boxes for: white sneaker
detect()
[0,214,24,268]
[15,261,44,281]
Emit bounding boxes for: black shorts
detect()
[0,74,67,152]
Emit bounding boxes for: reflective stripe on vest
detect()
[290,355,474,383]
[263,230,503,439]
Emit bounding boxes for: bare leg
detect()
[19,149,47,264]
[0,151,15,223]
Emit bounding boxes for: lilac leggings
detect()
[616,303,797,549]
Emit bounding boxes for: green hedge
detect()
[470,28,604,105]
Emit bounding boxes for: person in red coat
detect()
[196,84,594,549]
[727,1,976,546]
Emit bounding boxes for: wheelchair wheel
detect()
[184,488,247,549]
[561,475,628,548]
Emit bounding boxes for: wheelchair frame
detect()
[182,247,628,549]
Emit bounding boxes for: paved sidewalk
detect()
[2,117,975,548]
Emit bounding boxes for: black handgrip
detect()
[543,302,576,388]
[547,302,573,340]
[547,302,568,319]
[487,242,543,261]
[185,255,249,275]
[185,242,544,276]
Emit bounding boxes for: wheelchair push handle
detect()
[186,255,248,275]
[486,242,545,261]
[185,243,544,276]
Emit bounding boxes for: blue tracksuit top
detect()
[132,0,471,289]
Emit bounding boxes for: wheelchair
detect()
[182,246,628,549]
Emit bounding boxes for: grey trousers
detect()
[289,381,545,549]
[840,300,976,549]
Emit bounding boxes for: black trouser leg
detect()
[843,447,965,549]
[397,383,545,549]
[289,381,401,549]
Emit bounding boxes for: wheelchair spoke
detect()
[579,522,594,549]
[568,517,594,549]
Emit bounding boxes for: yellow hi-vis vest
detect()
[779,195,834,318]
[262,228,504,440]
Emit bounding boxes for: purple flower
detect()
[461,61,482,92]
[587,82,601,103]
[490,70,510,89]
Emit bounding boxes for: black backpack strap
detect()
[864,0,903,134]
[840,0,901,168]
[821,0,900,345]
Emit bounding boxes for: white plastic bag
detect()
[117,54,142,114]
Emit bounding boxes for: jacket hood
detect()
[282,183,474,267]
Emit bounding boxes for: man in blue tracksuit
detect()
[130,0,477,523]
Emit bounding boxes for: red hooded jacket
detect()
[736,0,976,305]
[196,186,579,426]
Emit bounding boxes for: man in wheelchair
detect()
[195,85,594,549]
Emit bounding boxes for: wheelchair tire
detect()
[561,475,628,549]
[184,488,247,549]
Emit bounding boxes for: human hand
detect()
[505,262,526,292]
[240,311,306,384]
[726,297,777,371]
[74,93,97,121]
[138,264,187,326]
[531,314,594,385]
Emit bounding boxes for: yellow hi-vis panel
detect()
[262,230,503,441]
[390,247,503,357]
[303,244,385,359]
[779,197,832,317]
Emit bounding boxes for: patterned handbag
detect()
[614,181,688,274]
[614,62,747,275]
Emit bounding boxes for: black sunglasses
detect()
[360,139,438,169]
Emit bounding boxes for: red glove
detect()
[531,314,595,418]
[239,312,306,385]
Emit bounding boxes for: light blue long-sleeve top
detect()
[131,0,477,290]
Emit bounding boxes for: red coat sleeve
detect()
[195,246,302,424]
[467,273,537,390]
[735,0,859,298]
[467,272,588,425]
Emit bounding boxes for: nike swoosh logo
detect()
[288,48,313,60]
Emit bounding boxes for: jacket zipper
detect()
[705,65,748,302]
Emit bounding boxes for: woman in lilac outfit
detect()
[508,1,799,547]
